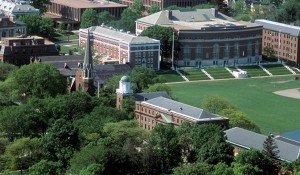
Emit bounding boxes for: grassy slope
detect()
[169,75,300,134]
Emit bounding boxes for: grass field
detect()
[168,75,300,134]
[157,70,184,82]
[179,68,210,81]
[205,67,234,79]
[238,65,268,77]
[262,64,292,75]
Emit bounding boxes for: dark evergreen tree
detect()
[263,134,280,159]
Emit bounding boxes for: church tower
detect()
[75,29,95,95]
[116,76,133,109]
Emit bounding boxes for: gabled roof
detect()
[225,127,300,162]
[255,19,300,36]
[133,91,170,101]
[142,96,226,121]
[93,64,132,85]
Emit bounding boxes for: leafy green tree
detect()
[220,108,261,133]
[79,164,104,175]
[275,0,300,24]
[58,23,65,33]
[81,9,98,28]
[41,119,80,170]
[129,66,158,91]
[18,15,54,38]
[121,96,136,119]
[212,162,234,175]
[173,162,212,175]
[232,149,275,175]
[143,83,171,95]
[0,138,9,155]
[215,0,230,15]
[117,8,141,32]
[140,25,178,59]
[0,63,17,81]
[30,0,50,14]
[192,3,217,9]
[202,95,235,114]
[3,138,42,172]
[97,11,115,25]
[148,124,182,173]
[263,46,276,60]
[3,63,66,101]
[149,5,160,14]
[28,160,61,175]
[131,0,144,14]
[39,17,55,39]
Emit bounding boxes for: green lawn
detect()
[205,67,234,79]
[238,65,268,77]
[51,31,79,42]
[168,76,300,134]
[60,45,80,55]
[157,70,184,82]
[262,64,292,75]
[179,68,210,81]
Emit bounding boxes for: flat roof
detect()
[255,19,300,36]
[50,0,127,9]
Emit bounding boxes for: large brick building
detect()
[79,26,161,70]
[0,14,27,39]
[255,19,300,67]
[45,0,127,27]
[116,76,229,131]
[120,0,211,10]
[136,8,263,67]
[0,36,59,66]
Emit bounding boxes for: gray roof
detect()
[0,0,39,14]
[255,19,300,36]
[143,96,226,121]
[93,64,132,85]
[133,91,170,101]
[137,8,235,25]
[39,55,84,77]
[225,127,300,162]
[81,26,159,44]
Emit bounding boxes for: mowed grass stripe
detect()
[168,75,300,134]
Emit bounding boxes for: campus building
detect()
[45,0,127,27]
[116,76,229,131]
[0,36,59,66]
[79,26,161,70]
[255,19,300,67]
[120,0,210,10]
[0,14,27,39]
[0,0,39,19]
[136,8,263,67]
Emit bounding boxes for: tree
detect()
[39,17,55,39]
[30,0,50,14]
[3,63,66,100]
[79,164,104,175]
[3,138,42,172]
[220,109,261,133]
[18,15,54,38]
[275,0,300,24]
[215,0,230,15]
[121,96,136,119]
[148,124,182,173]
[232,149,275,175]
[140,25,178,60]
[143,83,171,95]
[173,162,212,175]
[58,23,65,33]
[263,134,280,159]
[263,46,276,60]
[81,9,98,28]
[202,95,235,114]
[149,5,160,14]
[0,63,17,81]
[117,8,142,32]
[97,11,115,25]
[212,162,234,175]
[28,160,61,175]
[41,119,80,170]
[129,66,158,91]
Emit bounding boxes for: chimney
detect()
[166,10,172,19]
[211,8,217,17]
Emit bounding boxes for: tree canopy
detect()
[81,9,98,28]
[30,0,50,14]
[18,15,54,38]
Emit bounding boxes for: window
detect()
[247,42,252,56]
[195,44,202,58]
[234,43,239,58]
[213,44,219,59]
[224,43,229,58]
[183,45,191,59]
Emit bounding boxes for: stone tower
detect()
[116,76,133,109]
[75,29,95,95]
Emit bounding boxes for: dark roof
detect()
[93,64,132,85]
[275,136,300,147]
[225,127,300,162]
[39,55,83,77]
[133,91,170,101]
[282,130,300,143]
[142,96,226,122]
